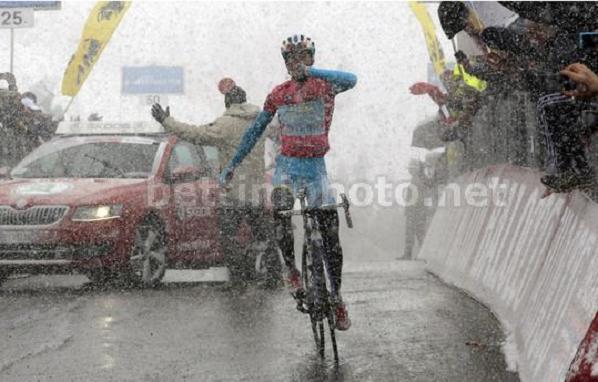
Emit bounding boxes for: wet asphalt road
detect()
[0,261,519,382]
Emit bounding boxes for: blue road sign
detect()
[122,66,184,94]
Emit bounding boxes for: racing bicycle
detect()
[278,190,353,362]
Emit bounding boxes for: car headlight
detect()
[72,205,123,221]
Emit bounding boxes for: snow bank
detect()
[419,164,598,382]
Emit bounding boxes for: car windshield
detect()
[10,138,161,179]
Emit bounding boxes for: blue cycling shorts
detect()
[272,155,336,207]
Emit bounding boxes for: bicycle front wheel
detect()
[303,243,321,350]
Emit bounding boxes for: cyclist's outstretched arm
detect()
[308,67,357,94]
[229,110,274,169]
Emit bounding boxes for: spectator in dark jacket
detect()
[0,77,56,167]
[496,2,598,190]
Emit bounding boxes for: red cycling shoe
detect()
[335,302,351,331]
[286,267,303,292]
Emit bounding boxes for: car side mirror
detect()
[0,166,10,179]
[169,165,202,183]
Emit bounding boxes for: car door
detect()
[166,141,220,263]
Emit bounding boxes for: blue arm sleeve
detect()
[308,67,357,94]
[229,110,274,168]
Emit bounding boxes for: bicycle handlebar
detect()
[277,193,354,229]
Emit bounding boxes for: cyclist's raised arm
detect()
[220,94,278,186]
[308,67,357,94]
[228,110,274,169]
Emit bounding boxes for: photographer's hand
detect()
[560,63,598,98]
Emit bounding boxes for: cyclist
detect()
[220,34,357,330]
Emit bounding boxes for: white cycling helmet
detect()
[281,34,315,59]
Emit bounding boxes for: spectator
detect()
[0,76,56,167]
[437,2,598,190]
[494,2,598,80]
[21,92,40,110]
[151,78,273,283]
[492,2,598,190]
[19,91,56,146]
[437,2,485,46]
[437,1,508,80]
[438,1,558,85]
[409,68,483,144]
[402,153,446,260]
[402,159,426,260]
[540,63,598,190]
[435,3,492,148]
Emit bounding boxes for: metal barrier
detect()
[420,164,598,382]
[463,90,542,172]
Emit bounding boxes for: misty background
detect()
[0,1,451,260]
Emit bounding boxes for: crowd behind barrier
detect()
[413,1,598,195]
[408,2,598,379]
[436,90,533,176]
[415,86,598,200]
[0,73,58,169]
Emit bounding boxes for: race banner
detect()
[61,1,131,97]
[408,1,446,78]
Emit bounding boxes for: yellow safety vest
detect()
[453,64,487,92]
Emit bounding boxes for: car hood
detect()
[0,178,150,207]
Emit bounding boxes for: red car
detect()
[0,121,222,287]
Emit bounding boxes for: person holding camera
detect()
[470,2,598,191]
[561,63,598,99]
[537,63,598,191]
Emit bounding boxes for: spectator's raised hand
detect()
[409,82,447,106]
[560,63,598,98]
[151,103,170,124]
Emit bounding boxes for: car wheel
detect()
[129,220,167,288]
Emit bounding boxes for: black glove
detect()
[455,50,467,64]
[151,103,170,124]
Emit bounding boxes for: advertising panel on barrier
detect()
[420,164,598,382]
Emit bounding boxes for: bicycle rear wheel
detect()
[318,321,325,358]
[310,312,320,350]
[304,240,333,359]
